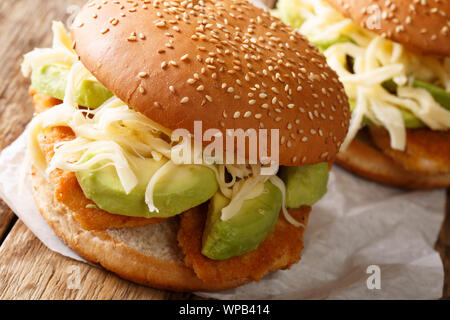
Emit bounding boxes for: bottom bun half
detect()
[336,129,450,190]
[30,167,310,292]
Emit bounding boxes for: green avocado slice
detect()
[76,156,219,218]
[201,181,282,260]
[279,162,329,208]
[31,64,113,109]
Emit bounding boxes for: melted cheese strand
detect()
[269,175,305,228]
[341,88,368,150]
[48,138,138,194]
[145,160,175,213]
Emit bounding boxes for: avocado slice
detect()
[76,157,219,218]
[399,109,425,128]
[279,162,329,208]
[31,64,113,108]
[202,181,282,260]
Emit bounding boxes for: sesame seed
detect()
[155,21,166,27]
[138,72,148,78]
[180,97,189,104]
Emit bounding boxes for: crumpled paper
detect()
[0,130,445,299]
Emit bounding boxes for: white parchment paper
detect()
[0,130,445,299]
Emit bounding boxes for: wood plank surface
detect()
[0,0,448,300]
[0,220,191,300]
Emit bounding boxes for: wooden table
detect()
[0,0,449,300]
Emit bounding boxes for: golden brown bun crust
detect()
[336,129,450,189]
[326,0,450,56]
[71,0,350,166]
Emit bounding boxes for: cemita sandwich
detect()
[274,0,450,189]
[22,0,350,291]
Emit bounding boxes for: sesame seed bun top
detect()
[326,0,450,56]
[71,0,350,166]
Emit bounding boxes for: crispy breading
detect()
[32,91,164,230]
[178,204,310,283]
[30,89,61,114]
[369,126,450,175]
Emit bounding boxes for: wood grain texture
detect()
[0,221,191,300]
[0,204,15,244]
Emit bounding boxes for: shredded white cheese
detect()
[275,0,450,151]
